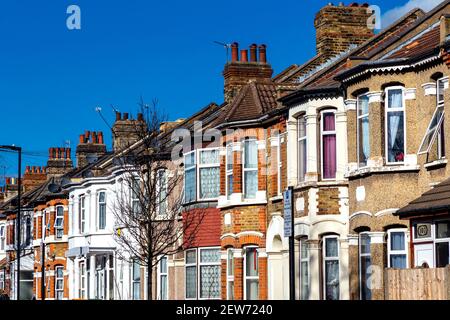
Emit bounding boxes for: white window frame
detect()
[185,248,197,300]
[54,205,64,239]
[79,260,86,299]
[432,219,450,267]
[226,142,233,199]
[79,195,86,234]
[384,86,406,165]
[418,77,446,158]
[131,258,141,300]
[55,266,64,300]
[243,246,259,300]
[97,191,107,230]
[130,179,141,216]
[242,139,258,199]
[357,93,370,168]
[322,235,340,300]
[156,169,168,217]
[184,151,197,203]
[297,115,307,184]
[320,110,337,180]
[226,248,234,300]
[198,247,221,300]
[0,269,4,290]
[0,224,5,251]
[276,134,282,195]
[157,256,168,300]
[197,148,220,201]
[387,228,409,268]
[359,232,371,300]
[299,238,309,300]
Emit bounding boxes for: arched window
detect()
[320,110,336,179]
[54,205,64,239]
[385,86,406,164]
[243,138,258,199]
[98,192,106,230]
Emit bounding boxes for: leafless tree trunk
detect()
[111,99,204,300]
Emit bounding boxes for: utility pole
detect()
[0,145,22,300]
[283,186,295,300]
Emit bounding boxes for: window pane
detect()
[438,79,445,103]
[99,203,106,229]
[358,116,370,167]
[186,250,196,264]
[244,171,257,198]
[132,261,140,281]
[160,257,167,273]
[133,283,140,300]
[360,234,370,254]
[185,266,197,299]
[300,261,309,300]
[298,139,307,182]
[435,242,449,267]
[244,140,257,169]
[390,232,405,250]
[185,152,196,167]
[298,116,306,138]
[246,248,258,277]
[322,134,336,179]
[390,254,407,269]
[160,275,167,300]
[358,95,369,115]
[227,250,234,276]
[200,265,220,298]
[360,256,371,300]
[246,279,259,300]
[387,89,403,109]
[387,111,405,162]
[99,192,105,203]
[227,281,234,300]
[325,237,338,258]
[300,240,308,259]
[184,169,196,202]
[226,144,233,171]
[200,249,220,263]
[323,113,335,131]
[325,260,340,300]
[200,149,219,164]
[200,167,220,199]
[227,175,233,197]
[436,221,450,239]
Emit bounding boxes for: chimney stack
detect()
[46,146,73,177]
[112,112,147,152]
[223,42,273,103]
[314,2,374,61]
[76,130,107,168]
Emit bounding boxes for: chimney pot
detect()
[49,148,53,159]
[66,148,71,159]
[250,44,257,62]
[26,166,30,173]
[91,131,97,144]
[55,148,60,159]
[115,111,121,121]
[231,42,239,62]
[137,113,143,121]
[123,112,129,120]
[79,134,84,144]
[258,44,267,63]
[240,49,248,62]
[98,132,104,144]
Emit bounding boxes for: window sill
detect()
[424,159,447,170]
[345,165,420,178]
[269,195,283,202]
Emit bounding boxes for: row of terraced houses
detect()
[1,0,450,300]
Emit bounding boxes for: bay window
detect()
[387,229,408,268]
[79,195,85,234]
[359,233,371,300]
[226,143,233,199]
[198,149,220,200]
[243,139,258,199]
[55,266,64,300]
[418,77,446,158]
[244,246,259,300]
[54,206,64,239]
[299,238,309,300]
[157,169,167,216]
[158,256,168,300]
[357,94,370,167]
[298,115,307,183]
[323,235,339,300]
[226,248,234,300]
[321,111,336,179]
[185,247,220,299]
[385,87,406,163]
[98,192,106,230]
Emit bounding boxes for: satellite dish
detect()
[82,170,94,178]
[60,177,71,187]
[48,183,62,194]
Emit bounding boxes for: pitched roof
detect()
[396,178,450,217]
[212,81,280,127]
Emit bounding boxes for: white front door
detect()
[414,243,434,268]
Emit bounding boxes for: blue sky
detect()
[0,0,444,178]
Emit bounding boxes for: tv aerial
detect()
[213,41,231,62]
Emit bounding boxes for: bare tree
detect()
[111,100,205,300]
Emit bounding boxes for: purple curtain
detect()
[323,113,336,179]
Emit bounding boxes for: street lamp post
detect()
[0,145,22,300]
